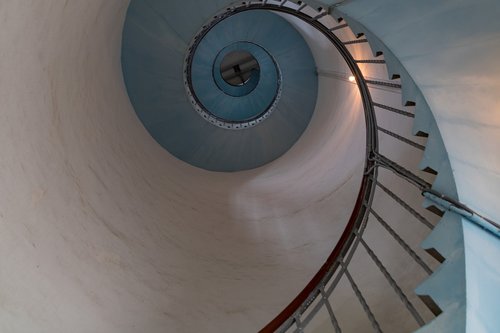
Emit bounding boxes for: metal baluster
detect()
[344,39,368,45]
[355,59,386,64]
[330,23,348,31]
[325,258,348,298]
[359,237,426,326]
[376,181,434,230]
[370,209,433,275]
[301,293,326,328]
[373,102,414,118]
[294,313,305,333]
[371,153,431,190]
[366,80,402,89]
[378,126,425,150]
[325,200,373,297]
[320,288,342,333]
[342,264,383,333]
[278,316,297,333]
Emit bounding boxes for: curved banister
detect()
[259,175,375,332]
[200,2,382,331]
[186,1,500,331]
[186,1,498,332]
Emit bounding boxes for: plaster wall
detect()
[0,1,368,332]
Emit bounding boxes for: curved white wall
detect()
[0,2,369,332]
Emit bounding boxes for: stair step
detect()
[415,131,429,138]
[419,295,443,316]
[425,248,446,263]
[427,205,445,217]
[423,167,438,175]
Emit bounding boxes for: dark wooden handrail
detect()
[259,175,370,332]
[186,2,380,331]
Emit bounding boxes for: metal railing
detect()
[186,1,500,331]
[187,1,432,332]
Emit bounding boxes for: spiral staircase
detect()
[0,1,499,333]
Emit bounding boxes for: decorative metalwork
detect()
[370,209,433,275]
[378,126,426,151]
[359,237,426,326]
[373,102,415,118]
[376,181,434,230]
[370,152,431,190]
[355,59,387,64]
[184,6,283,130]
[366,80,402,89]
[343,38,369,45]
[343,265,383,333]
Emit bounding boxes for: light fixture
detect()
[348,75,356,82]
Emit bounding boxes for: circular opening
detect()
[220,51,260,86]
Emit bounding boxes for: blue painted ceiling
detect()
[122,2,319,172]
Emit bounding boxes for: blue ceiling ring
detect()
[212,42,270,99]
[191,38,281,124]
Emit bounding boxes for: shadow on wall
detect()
[0,1,367,333]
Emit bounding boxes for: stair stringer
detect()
[416,212,467,333]
[329,9,467,332]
